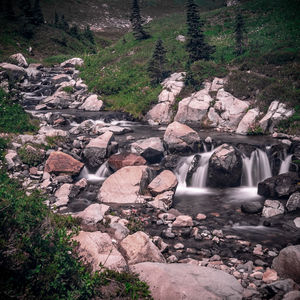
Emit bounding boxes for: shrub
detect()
[0,138,8,161]
[17,144,45,166]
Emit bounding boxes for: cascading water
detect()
[79,162,110,182]
[279,154,292,174]
[241,149,272,187]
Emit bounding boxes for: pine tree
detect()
[19,0,33,22]
[130,0,150,40]
[234,11,245,56]
[69,25,80,40]
[84,25,95,44]
[185,0,215,63]
[54,11,59,27]
[59,15,69,32]
[32,0,44,25]
[147,39,169,85]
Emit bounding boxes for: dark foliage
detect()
[83,25,95,44]
[147,39,169,84]
[32,0,44,26]
[234,11,246,55]
[69,25,81,40]
[185,0,215,63]
[4,0,16,20]
[130,0,150,40]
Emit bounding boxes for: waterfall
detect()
[79,162,110,182]
[241,149,272,187]
[175,155,194,188]
[190,151,214,188]
[279,154,292,174]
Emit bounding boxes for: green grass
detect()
[80,0,299,123]
[0,89,38,133]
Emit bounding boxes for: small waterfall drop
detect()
[191,150,214,188]
[279,154,292,174]
[79,162,110,182]
[175,155,194,188]
[241,148,272,187]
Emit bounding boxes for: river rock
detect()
[286,192,300,211]
[236,108,260,135]
[207,144,242,187]
[5,150,21,170]
[174,83,213,124]
[54,183,72,207]
[262,200,285,218]
[258,172,299,198]
[75,203,110,225]
[39,126,69,137]
[98,166,152,203]
[0,63,27,81]
[148,170,178,196]
[52,74,72,85]
[41,90,73,109]
[73,231,127,272]
[164,121,200,153]
[120,231,165,265]
[148,191,174,210]
[83,131,117,170]
[173,215,193,227]
[130,262,243,300]
[9,53,28,67]
[130,137,164,163]
[214,88,249,130]
[241,201,264,214]
[44,151,84,175]
[146,102,173,125]
[108,152,146,171]
[60,57,84,68]
[79,94,103,111]
[259,101,294,133]
[294,217,300,228]
[272,245,300,283]
[95,125,132,135]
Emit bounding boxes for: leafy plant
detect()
[62,86,75,94]
[17,144,45,166]
[247,125,264,135]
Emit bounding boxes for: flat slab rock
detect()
[130,262,243,300]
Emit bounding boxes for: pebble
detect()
[196,213,207,220]
[253,244,263,255]
[174,243,184,250]
[262,268,278,283]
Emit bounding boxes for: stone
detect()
[294,217,300,228]
[130,263,243,300]
[263,268,278,283]
[83,132,117,170]
[236,108,260,135]
[196,213,207,220]
[259,279,298,299]
[262,200,285,218]
[131,137,164,163]
[44,151,84,175]
[283,291,300,300]
[98,166,151,204]
[120,231,165,265]
[5,150,21,170]
[241,201,263,214]
[146,102,173,125]
[211,77,224,92]
[9,53,28,67]
[207,144,243,187]
[259,101,294,133]
[173,215,193,227]
[73,231,127,272]
[79,94,103,111]
[52,74,72,85]
[286,192,300,212]
[176,35,186,42]
[110,222,129,241]
[60,57,84,68]
[39,126,69,137]
[258,172,299,199]
[164,121,200,153]
[54,183,72,207]
[108,153,146,171]
[0,63,27,81]
[75,203,110,225]
[214,89,249,130]
[272,245,300,283]
[148,170,178,196]
[149,191,174,210]
[95,125,132,135]
[174,86,212,124]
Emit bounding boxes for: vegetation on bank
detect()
[79,0,299,134]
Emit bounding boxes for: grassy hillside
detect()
[79,0,300,131]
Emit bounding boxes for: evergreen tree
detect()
[130,0,150,40]
[4,0,16,20]
[59,15,69,32]
[69,25,80,40]
[234,11,245,56]
[54,11,59,27]
[83,25,95,44]
[185,0,215,63]
[19,0,33,22]
[32,0,44,25]
[147,39,169,85]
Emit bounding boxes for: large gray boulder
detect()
[83,131,117,170]
[286,192,300,212]
[120,231,165,265]
[60,57,84,68]
[0,63,27,81]
[272,245,300,283]
[236,108,260,135]
[148,170,178,196]
[9,53,28,67]
[130,263,243,300]
[79,94,103,111]
[98,166,153,204]
[207,144,243,187]
[258,172,299,199]
[73,231,127,272]
[131,137,164,163]
[164,121,200,154]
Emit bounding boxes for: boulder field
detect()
[1,54,300,299]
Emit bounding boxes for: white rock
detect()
[54,183,72,207]
[60,57,84,68]
[262,200,284,218]
[9,53,28,67]
[236,108,260,135]
[176,35,186,42]
[79,94,103,111]
[75,203,110,225]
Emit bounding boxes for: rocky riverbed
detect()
[1,54,300,299]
